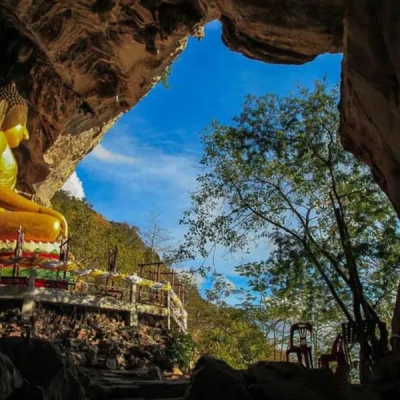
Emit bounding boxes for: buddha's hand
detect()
[38,207,68,238]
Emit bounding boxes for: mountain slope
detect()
[52,190,158,273]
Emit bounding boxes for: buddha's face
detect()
[3,124,29,148]
[1,103,29,148]
[0,83,29,148]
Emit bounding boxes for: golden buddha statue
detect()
[0,82,67,242]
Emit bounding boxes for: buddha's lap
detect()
[0,212,61,241]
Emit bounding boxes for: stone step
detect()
[93,370,182,376]
[94,376,188,385]
[113,398,184,400]
[86,367,189,400]
[98,381,189,399]
[100,384,141,399]
[88,370,171,380]
[137,382,188,399]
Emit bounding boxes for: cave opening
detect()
[0,1,398,396]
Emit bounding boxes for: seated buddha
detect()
[0,82,68,242]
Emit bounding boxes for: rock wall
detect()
[0,1,344,203]
[340,1,400,216]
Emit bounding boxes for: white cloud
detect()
[91,144,138,165]
[224,277,236,291]
[83,123,199,204]
[62,172,85,199]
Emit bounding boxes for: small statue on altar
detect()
[0,82,67,242]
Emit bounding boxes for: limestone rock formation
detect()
[0,1,344,203]
[2,1,399,217]
[340,1,400,215]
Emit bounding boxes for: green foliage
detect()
[199,306,271,369]
[178,81,400,359]
[164,332,196,371]
[159,66,172,90]
[183,277,273,369]
[51,190,155,273]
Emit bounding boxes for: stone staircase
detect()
[86,369,190,400]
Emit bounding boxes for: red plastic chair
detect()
[318,333,349,389]
[318,333,347,369]
[286,322,313,368]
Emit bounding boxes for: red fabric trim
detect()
[0,251,60,260]
[23,252,60,260]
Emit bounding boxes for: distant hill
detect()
[52,190,159,274]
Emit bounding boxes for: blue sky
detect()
[62,21,342,297]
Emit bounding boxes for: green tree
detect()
[140,212,176,263]
[179,81,400,378]
[181,275,273,369]
[198,306,270,368]
[164,332,196,372]
[159,66,172,90]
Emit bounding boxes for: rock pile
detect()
[0,305,178,378]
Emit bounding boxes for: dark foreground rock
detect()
[0,338,91,400]
[376,354,400,400]
[186,357,251,400]
[247,362,338,400]
[0,352,23,400]
[185,356,381,400]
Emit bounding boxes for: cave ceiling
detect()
[1,1,400,217]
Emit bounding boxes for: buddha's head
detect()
[0,82,29,148]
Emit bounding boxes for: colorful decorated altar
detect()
[0,82,187,332]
